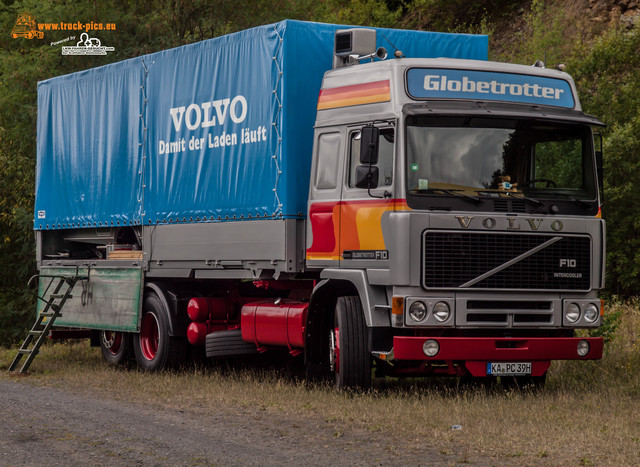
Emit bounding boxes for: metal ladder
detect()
[8,272,87,374]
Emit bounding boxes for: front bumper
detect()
[391,336,603,377]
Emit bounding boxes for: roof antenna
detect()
[382,34,404,58]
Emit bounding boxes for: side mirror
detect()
[355,165,379,189]
[359,126,379,164]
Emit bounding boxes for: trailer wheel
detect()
[100,330,130,365]
[329,296,371,390]
[134,293,185,371]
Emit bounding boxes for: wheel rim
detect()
[101,331,122,355]
[140,312,160,360]
[329,326,340,374]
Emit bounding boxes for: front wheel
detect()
[100,330,130,365]
[329,296,371,390]
[133,293,185,371]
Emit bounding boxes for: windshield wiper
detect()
[537,192,594,208]
[472,190,545,208]
[410,188,482,204]
[510,195,544,207]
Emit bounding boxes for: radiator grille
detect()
[423,231,591,290]
[493,199,526,213]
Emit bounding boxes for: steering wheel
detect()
[521,178,557,188]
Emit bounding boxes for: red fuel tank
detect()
[187,321,208,346]
[241,300,307,350]
[187,297,232,322]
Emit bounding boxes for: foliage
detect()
[589,302,622,345]
[402,0,521,33]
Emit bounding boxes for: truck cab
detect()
[305,29,605,387]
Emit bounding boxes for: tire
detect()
[133,292,186,371]
[206,329,258,359]
[329,296,371,390]
[99,330,130,365]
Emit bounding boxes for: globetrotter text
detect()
[423,75,565,100]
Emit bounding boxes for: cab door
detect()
[339,125,395,268]
[306,128,345,269]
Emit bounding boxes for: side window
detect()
[348,128,394,188]
[314,132,342,189]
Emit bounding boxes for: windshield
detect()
[406,116,597,203]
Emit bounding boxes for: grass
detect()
[1,301,639,465]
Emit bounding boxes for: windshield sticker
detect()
[406,68,575,108]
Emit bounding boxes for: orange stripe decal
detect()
[318,80,390,110]
[306,199,411,262]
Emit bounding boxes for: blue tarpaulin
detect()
[35,20,488,230]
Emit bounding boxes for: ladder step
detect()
[8,272,82,374]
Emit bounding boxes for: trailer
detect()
[14,20,604,389]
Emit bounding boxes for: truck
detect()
[20,20,605,389]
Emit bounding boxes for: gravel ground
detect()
[0,379,467,466]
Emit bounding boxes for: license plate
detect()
[487,362,532,376]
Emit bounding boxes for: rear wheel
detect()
[329,296,371,390]
[100,330,130,365]
[133,293,185,371]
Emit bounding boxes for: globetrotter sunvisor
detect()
[406,68,575,109]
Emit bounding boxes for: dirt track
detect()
[0,379,463,466]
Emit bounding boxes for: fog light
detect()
[577,340,590,357]
[423,339,439,357]
[409,301,427,322]
[565,303,581,324]
[584,304,599,323]
[433,301,451,323]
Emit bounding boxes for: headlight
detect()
[433,301,451,322]
[409,301,427,322]
[583,304,599,323]
[577,340,590,357]
[565,303,581,323]
[423,339,439,357]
